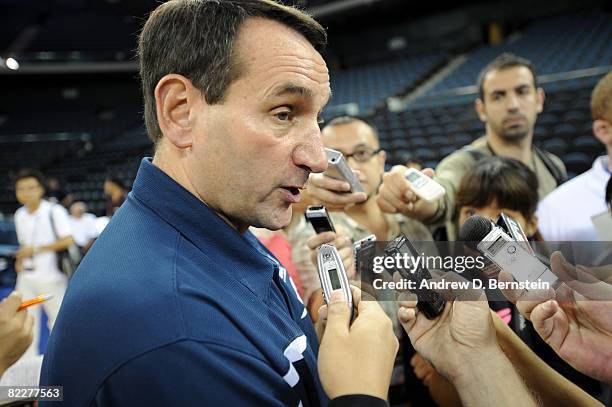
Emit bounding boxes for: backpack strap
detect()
[533,146,567,186]
[461,144,488,162]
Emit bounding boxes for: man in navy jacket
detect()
[40,1,398,406]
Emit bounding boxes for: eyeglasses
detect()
[343,147,383,163]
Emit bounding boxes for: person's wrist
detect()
[449,344,508,387]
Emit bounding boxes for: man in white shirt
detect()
[13,169,74,356]
[537,72,612,264]
[69,201,99,254]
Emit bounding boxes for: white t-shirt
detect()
[69,213,99,247]
[537,155,610,241]
[14,200,72,278]
[537,155,612,266]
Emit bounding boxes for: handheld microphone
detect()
[458,215,558,290]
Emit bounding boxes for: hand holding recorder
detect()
[318,286,398,400]
[385,235,445,319]
[305,206,356,280]
[460,215,612,383]
[516,253,612,383]
[306,148,367,211]
[398,280,537,407]
[377,166,444,221]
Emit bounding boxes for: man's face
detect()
[321,121,385,199]
[186,18,330,231]
[477,66,544,142]
[16,177,44,207]
[70,205,84,218]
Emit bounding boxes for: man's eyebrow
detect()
[352,143,372,149]
[267,84,333,107]
[268,84,314,99]
[490,82,532,95]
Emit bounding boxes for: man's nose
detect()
[506,92,520,111]
[292,121,328,173]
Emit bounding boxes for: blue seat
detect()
[542,138,569,156]
[553,123,578,138]
[572,136,604,156]
[411,137,429,147]
[414,148,437,161]
[563,152,592,176]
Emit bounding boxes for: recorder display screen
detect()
[488,236,507,256]
[406,172,420,182]
[328,268,341,290]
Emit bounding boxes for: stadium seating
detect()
[324,53,446,116]
[0,10,610,216]
[427,12,612,94]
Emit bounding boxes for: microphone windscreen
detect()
[458,215,493,250]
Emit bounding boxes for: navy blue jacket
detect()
[40,158,327,406]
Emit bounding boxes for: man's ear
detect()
[155,74,198,149]
[475,98,487,123]
[536,87,545,114]
[593,119,612,146]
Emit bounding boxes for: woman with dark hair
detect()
[455,156,540,240]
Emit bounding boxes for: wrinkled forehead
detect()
[232,18,330,101]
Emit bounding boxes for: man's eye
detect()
[317,116,325,125]
[275,111,291,121]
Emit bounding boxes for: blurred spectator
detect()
[537,71,612,242]
[69,202,99,255]
[13,169,72,356]
[377,53,566,240]
[45,177,74,209]
[104,176,128,217]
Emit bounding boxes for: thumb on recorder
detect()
[317,287,398,403]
